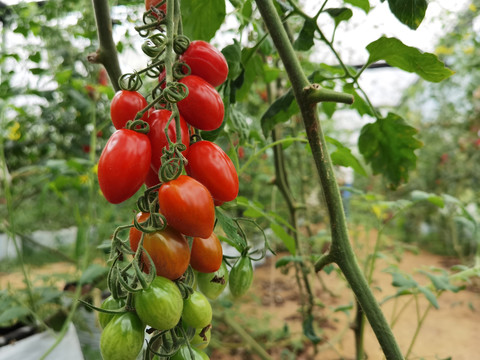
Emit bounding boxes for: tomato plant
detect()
[145,0,166,13]
[229,256,253,298]
[98,296,125,329]
[179,40,228,87]
[129,212,190,280]
[134,276,183,331]
[186,140,239,203]
[147,109,190,173]
[197,261,229,300]
[190,233,223,273]
[110,90,148,130]
[100,312,145,360]
[182,291,212,329]
[97,129,151,204]
[177,75,224,131]
[158,175,215,238]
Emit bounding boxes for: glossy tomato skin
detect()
[98,296,125,329]
[179,40,228,87]
[182,291,212,329]
[145,0,166,13]
[186,140,239,203]
[147,109,190,173]
[229,256,253,298]
[98,129,151,204]
[158,175,215,238]
[189,326,211,350]
[100,312,145,360]
[190,233,222,273]
[129,212,190,280]
[171,346,209,360]
[197,260,229,300]
[110,90,148,130]
[134,276,183,330]
[177,75,224,131]
[144,166,160,188]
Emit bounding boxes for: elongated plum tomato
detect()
[97,129,151,204]
[177,75,224,131]
[186,140,239,203]
[134,276,183,331]
[158,175,215,238]
[144,166,160,188]
[190,233,223,273]
[100,312,145,360]
[129,212,190,280]
[110,90,148,130]
[229,256,254,298]
[182,291,212,329]
[147,109,190,173]
[197,260,229,300]
[179,40,228,87]
[98,296,125,329]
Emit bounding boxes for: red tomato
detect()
[145,0,166,13]
[186,141,239,203]
[147,109,190,173]
[158,175,215,238]
[98,129,151,204]
[179,41,228,87]
[177,75,224,131]
[190,233,223,273]
[110,90,148,130]
[98,68,108,86]
[144,166,160,188]
[129,212,190,280]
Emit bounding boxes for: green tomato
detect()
[182,291,212,329]
[190,326,211,350]
[171,345,209,360]
[228,256,253,298]
[135,276,183,330]
[197,260,228,300]
[100,312,145,360]
[98,296,125,329]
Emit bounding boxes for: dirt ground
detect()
[210,229,480,360]
[1,228,479,360]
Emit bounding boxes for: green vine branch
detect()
[254,0,403,359]
[89,0,122,92]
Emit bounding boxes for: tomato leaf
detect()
[418,286,439,309]
[325,8,353,27]
[366,37,454,83]
[391,271,418,290]
[80,263,109,285]
[326,136,367,177]
[222,41,242,81]
[215,208,247,251]
[275,255,303,268]
[343,0,370,13]
[410,190,444,208]
[418,271,463,293]
[0,305,31,324]
[386,0,427,30]
[261,89,298,137]
[358,112,422,188]
[181,0,226,41]
[293,18,316,51]
[270,223,296,255]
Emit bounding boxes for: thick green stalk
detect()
[90,0,122,91]
[254,1,403,359]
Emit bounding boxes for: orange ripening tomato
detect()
[190,233,223,273]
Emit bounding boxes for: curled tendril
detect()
[118,72,143,91]
[159,156,184,183]
[136,14,162,37]
[125,119,150,133]
[173,35,191,55]
[142,40,166,58]
[163,82,188,103]
[172,61,190,80]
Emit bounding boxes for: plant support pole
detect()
[254,0,404,359]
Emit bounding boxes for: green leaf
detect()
[333,303,353,314]
[326,136,367,176]
[222,41,242,80]
[181,0,226,41]
[275,255,303,268]
[237,52,264,100]
[342,83,374,116]
[270,223,296,255]
[293,18,316,51]
[343,0,370,13]
[386,0,427,30]
[0,306,31,324]
[418,286,439,309]
[261,89,298,137]
[55,69,73,85]
[325,8,353,27]
[391,272,418,289]
[418,271,463,293]
[410,190,444,208]
[28,51,41,63]
[358,112,422,188]
[366,37,454,82]
[215,208,246,251]
[80,264,108,285]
